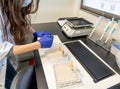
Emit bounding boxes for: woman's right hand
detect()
[33,31,51,37]
[38,34,54,48]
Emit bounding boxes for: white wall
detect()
[73,0,81,16]
[30,0,97,24]
[31,0,75,23]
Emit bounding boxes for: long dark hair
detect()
[0,0,39,44]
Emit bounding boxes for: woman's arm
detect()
[13,33,54,56]
[13,41,40,55]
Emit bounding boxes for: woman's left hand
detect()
[33,31,51,37]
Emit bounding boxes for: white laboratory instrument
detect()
[89,16,105,37]
[62,18,93,38]
[99,17,114,41]
[105,20,120,43]
[54,61,81,88]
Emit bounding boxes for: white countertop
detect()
[38,35,120,89]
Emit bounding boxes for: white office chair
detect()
[10,66,37,89]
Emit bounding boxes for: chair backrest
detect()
[10,66,37,89]
[5,59,17,89]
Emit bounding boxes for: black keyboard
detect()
[108,83,120,89]
[65,41,114,82]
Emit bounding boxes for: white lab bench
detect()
[38,35,120,89]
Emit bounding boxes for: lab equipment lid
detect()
[66,18,93,28]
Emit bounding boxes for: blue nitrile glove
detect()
[39,34,54,48]
[33,31,51,37]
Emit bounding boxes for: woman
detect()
[0,0,54,68]
[0,0,54,88]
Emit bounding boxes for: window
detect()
[81,0,120,20]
